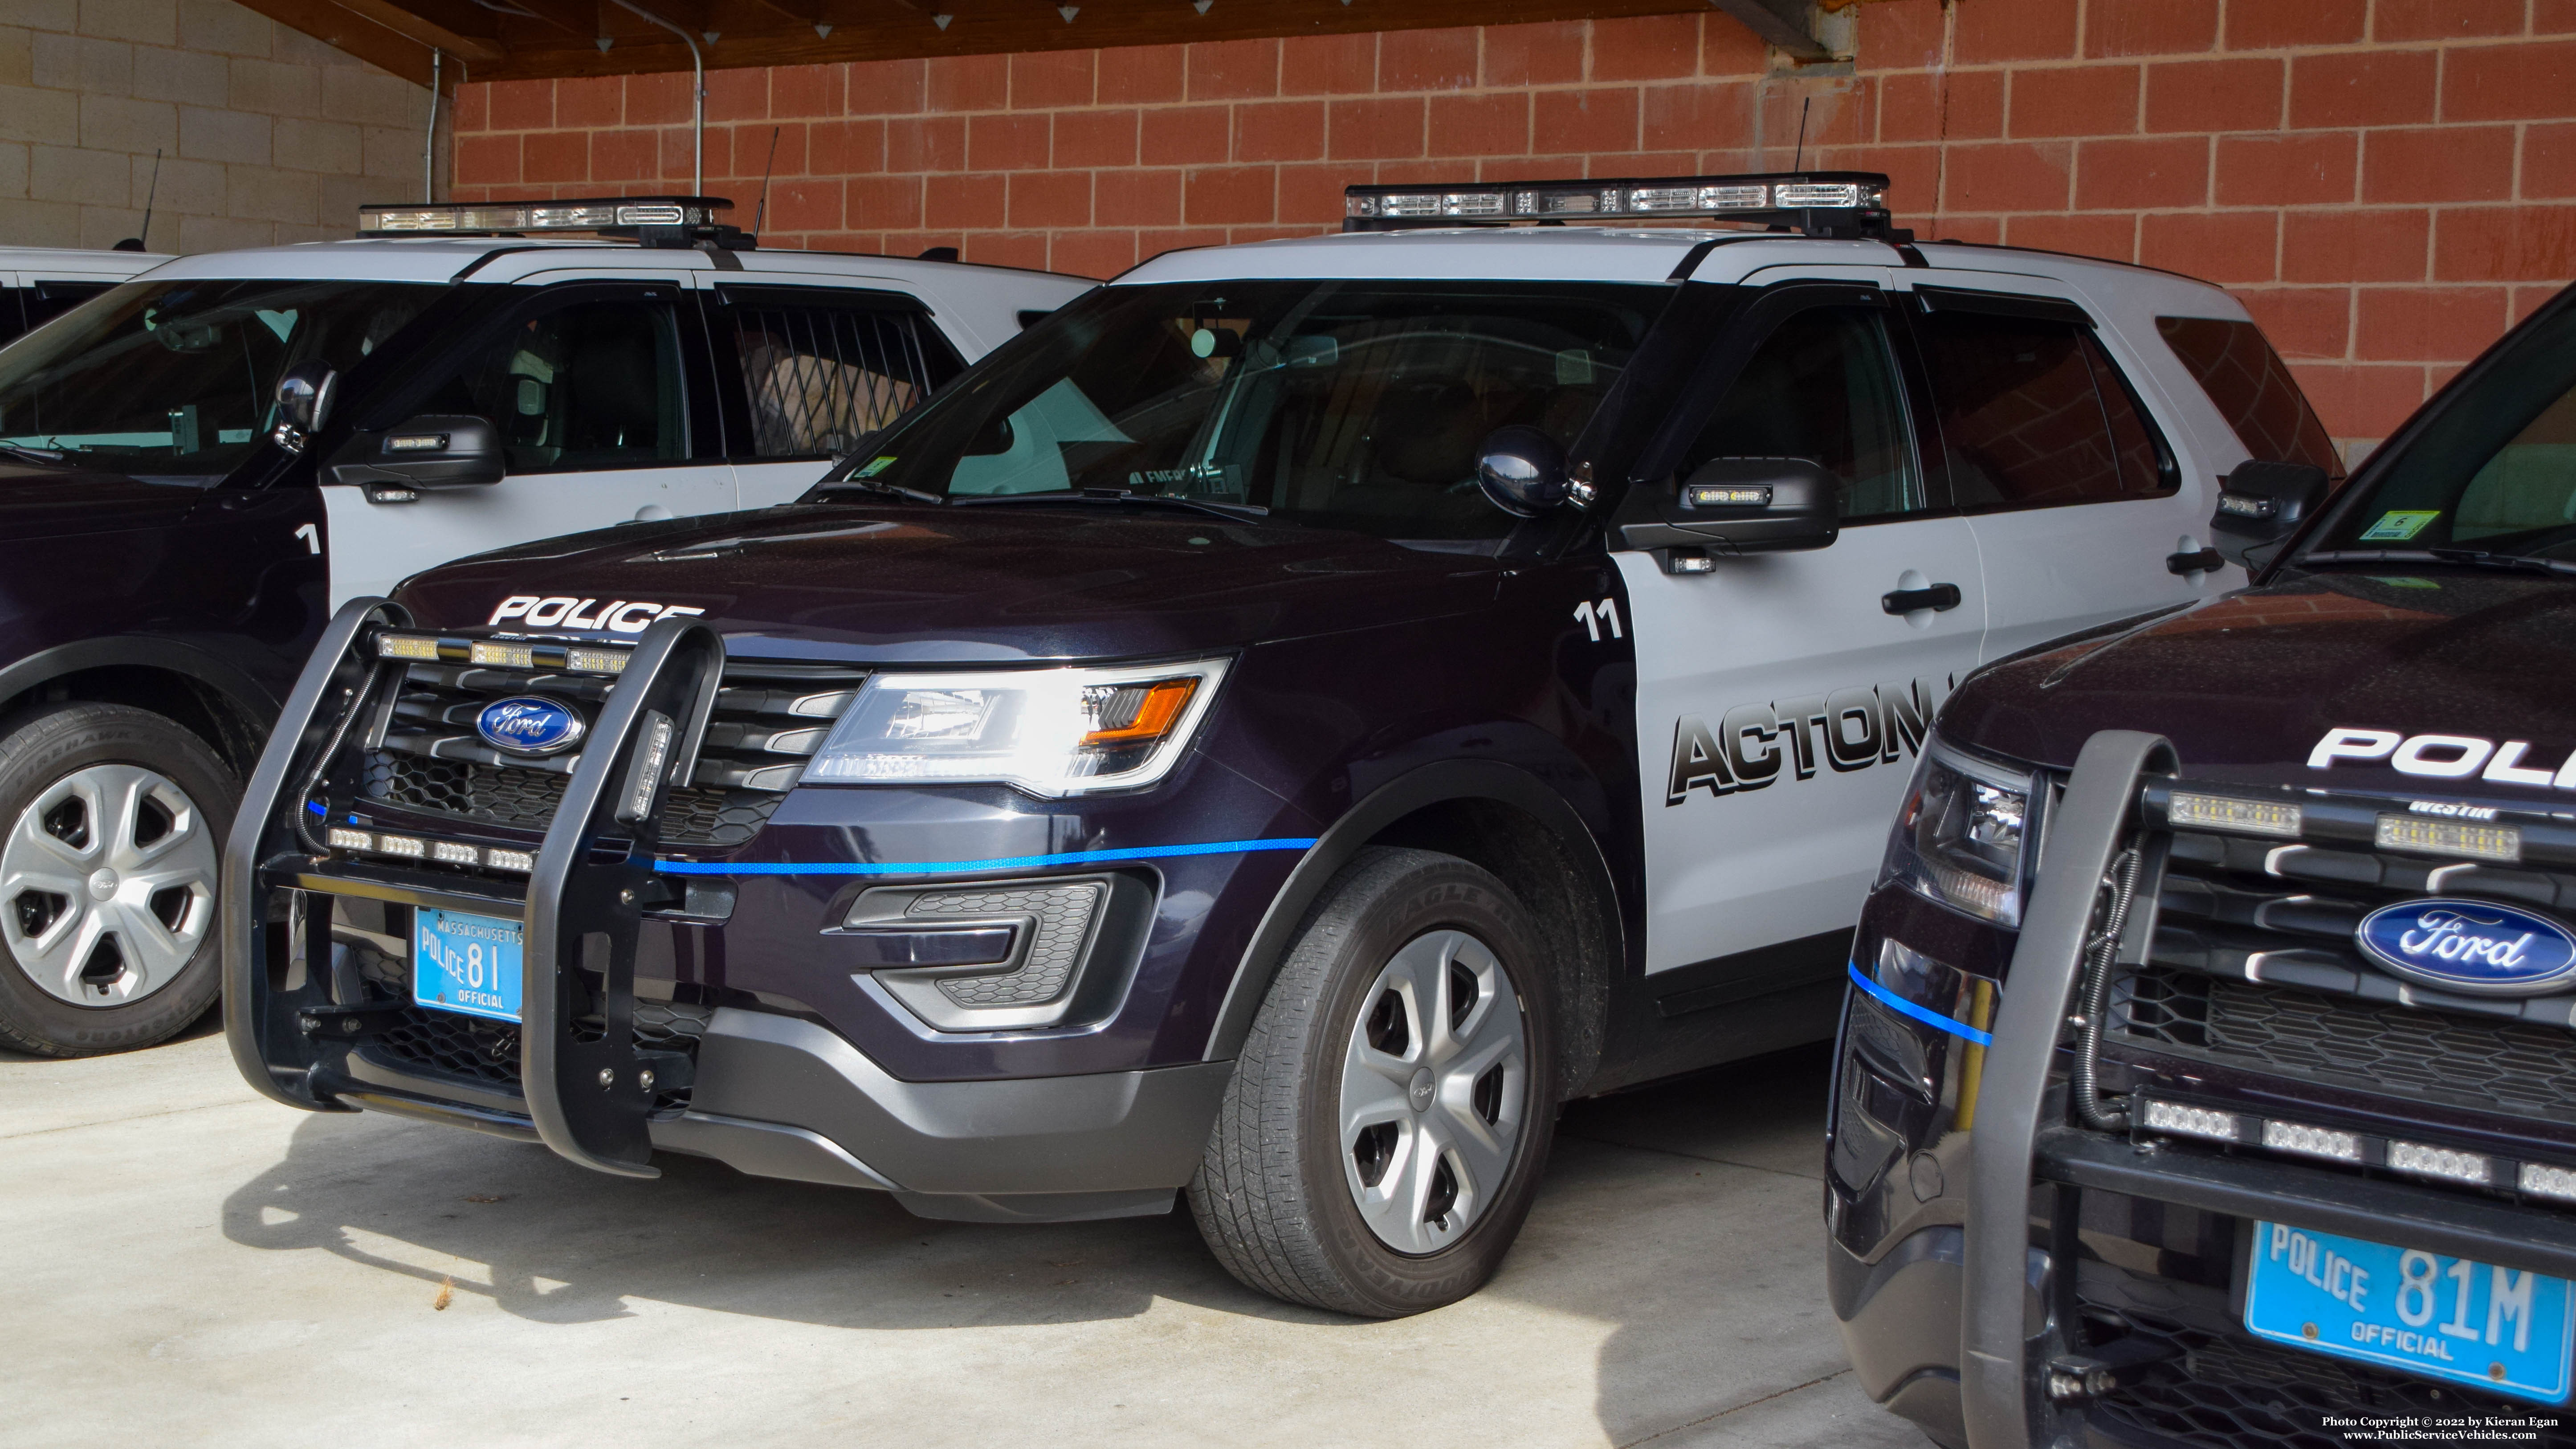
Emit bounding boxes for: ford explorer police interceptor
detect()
[226,173,2331,1317]
[1828,281,2576,1447]
[0,197,1085,1057]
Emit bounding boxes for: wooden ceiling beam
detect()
[226,0,446,82]
[326,0,508,63]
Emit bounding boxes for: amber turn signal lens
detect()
[1081,679,1198,747]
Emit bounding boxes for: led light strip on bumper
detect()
[326,826,533,874]
[374,632,632,674]
[2136,1095,2576,1202]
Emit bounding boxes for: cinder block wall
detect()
[0,0,432,253]
[451,0,2576,457]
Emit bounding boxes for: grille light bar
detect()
[1342,171,1899,239]
[2376,812,2522,863]
[321,827,534,873]
[2141,1099,2241,1143]
[2523,1163,2576,1202]
[2389,1140,2494,1187]
[375,633,632,675]
[2168,791,2303,839]
[2262,1118,2363,1163]
[357,196,730,236]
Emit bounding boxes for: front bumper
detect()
[221,601,1234,1221]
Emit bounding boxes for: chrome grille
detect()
[352,648,860,850]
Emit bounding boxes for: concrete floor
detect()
[1,1020,1923,1449]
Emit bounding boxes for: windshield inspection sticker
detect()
[855,455,897,478]
[2359,509,2442,541]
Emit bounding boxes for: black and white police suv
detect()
[0,196,1084,1057]
[228,172,2329,1316]
[0,246,165,348]
[1828,282,2576,1446]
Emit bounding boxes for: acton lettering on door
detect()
[1667,676,1951,805]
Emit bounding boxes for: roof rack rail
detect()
[355,195,755,250]
[1342,171,1909,242]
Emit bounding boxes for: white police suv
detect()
[0,246,167,348]
[226,173,2343,1315]
[0,198,1084,1057]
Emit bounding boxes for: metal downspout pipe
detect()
[607,0,705,194]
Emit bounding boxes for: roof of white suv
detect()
[1118,227,2254,324]
[0,246,168,279]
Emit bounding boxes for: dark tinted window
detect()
[1919,312,2173,509]
[0,290,25,348]
[725,294,962,458]
[2156,315,2342,480]
[840,280,1657,544]
[25,281,115,331]
[422,297,689,473]
[1679,307,1925,521]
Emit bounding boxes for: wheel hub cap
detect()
[1337,928,1529,1256]
[2,763,217,1007]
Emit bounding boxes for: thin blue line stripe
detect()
[654,836,1318,877]
[1846,961,1993,1047]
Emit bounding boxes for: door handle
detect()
[1882,582,1963,615]
[2166,547,2224,575]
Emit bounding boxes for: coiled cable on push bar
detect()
[2068,845,2144,1132]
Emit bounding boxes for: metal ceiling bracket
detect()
[1708,0,1832,60]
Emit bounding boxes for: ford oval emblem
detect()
[2355,898,2576,997]
[475,695,585,756]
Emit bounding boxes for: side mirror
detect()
[269,360,337,451]
[1615,457,1839,566]
[325,415,505,502]
[2209,459,2331,567]
[1476,425,1590,518]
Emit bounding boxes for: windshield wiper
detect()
[0,442,67,465]
[810,477,945,506]
[949,488,1275,524]
[2299,548,2576,578]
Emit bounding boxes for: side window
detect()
[25,281,116,331]
[0,289,26,348]
[2155,315,2344,481]
[1917,311,2175,509]
[1679,306,1927,522]
[722,294,963,459]
[420,296,690,473]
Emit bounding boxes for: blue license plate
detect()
[411,909,524,1023]
[2245,1221,2576,1403]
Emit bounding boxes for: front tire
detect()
[0,703,235,1057]
[1189,847,1560,1317]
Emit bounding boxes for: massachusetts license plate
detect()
[2245,1221,2576,1403]
[411,909,524,1023]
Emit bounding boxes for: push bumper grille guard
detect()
[223,597,727,1180]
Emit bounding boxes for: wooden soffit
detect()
[224,0,1814,88]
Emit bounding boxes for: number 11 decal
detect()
[1573,597,1623,642]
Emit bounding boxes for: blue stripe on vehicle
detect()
[1845,961,1994,1048]
[653,837,1320,877]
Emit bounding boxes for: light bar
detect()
[379,633,631,675]
[566,646,632,674]
[2168,791,2303,838]
[2389,1140,2494,1187]
[2262,1118,2362,1163]
[2376,813,2522,863]
[2141,1099,2241,1143]
[322,824,535,873]
[376,633,443,661]
[1343,171,1898,240]
[2523,1162,2576,1202]
[357,196,731,237]
[470,641,536,669]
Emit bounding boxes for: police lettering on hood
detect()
[1668,676,1952,804]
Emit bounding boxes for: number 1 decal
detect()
[294,522,319,555]
[1573,597,1624,642]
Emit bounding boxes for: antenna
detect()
[752,124,781,235]
[1792,97,1811,172]
[116,148,161,252]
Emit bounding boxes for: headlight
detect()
[1880,738,2037,927]
[802,657,1228,797]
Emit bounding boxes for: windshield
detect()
[0,279,441,474]
[825,280,1660,544]
[2300,299,2576,563]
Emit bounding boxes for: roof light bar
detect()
[356,196,732,238]
[1341,171,1904,241]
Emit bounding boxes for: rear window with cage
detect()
[721,290,964,459]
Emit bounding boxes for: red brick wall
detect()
[451,0,2576,458]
